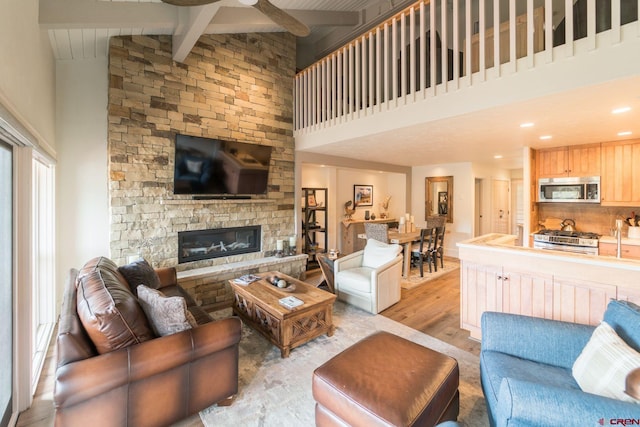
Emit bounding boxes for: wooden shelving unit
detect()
[302,188,328,270]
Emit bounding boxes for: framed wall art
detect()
[354,185,373,206]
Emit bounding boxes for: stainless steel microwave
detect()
[538,176,600,203]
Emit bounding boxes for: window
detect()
[31,156,55,392]
[0,141,12,427]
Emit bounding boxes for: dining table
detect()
[388,228,421,278]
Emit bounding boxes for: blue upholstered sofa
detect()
[480,300,640,427]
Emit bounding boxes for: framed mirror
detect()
[425,176,453,223]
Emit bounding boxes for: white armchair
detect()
[334,239,403,314]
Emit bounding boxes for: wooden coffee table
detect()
[229,271,336,357]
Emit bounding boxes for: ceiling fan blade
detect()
[252,0,310,37]
[161,0,221,6]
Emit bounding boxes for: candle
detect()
[276,240,284,250]
[399,216,405,224]
[410,215,415,223]
[289,236,296,247]
[405,213,410,221]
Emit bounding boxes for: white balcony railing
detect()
[294,0,639,133]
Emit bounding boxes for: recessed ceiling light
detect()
[618,131,633,136]
[494,155,503,159]
[238,0,258,5]
[539,135,552,140]
[612,107,631,114]
[520,122,534,128]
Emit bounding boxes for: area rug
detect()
[200,301,488,427]
[401,257,460,290]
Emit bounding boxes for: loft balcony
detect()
[293,0,640,166]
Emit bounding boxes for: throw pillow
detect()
[76,256,154,354]
[362,238,402,269]
[118,258,162,293]
[137,285,197,337]
[572,321,640,403]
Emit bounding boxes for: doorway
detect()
[474,178,483,236]
[491,179,510,234]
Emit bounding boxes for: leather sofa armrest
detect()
[54,317,242,408]
[155,267,178,288]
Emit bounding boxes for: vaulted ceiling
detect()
[40,0,640,170]
[40,0,415,68]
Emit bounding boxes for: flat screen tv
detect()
[174,134,272,196]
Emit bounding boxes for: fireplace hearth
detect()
[178,225,261,264]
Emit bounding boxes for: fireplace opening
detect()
[178,225,261,264]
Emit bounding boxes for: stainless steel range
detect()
[533,230,600,255]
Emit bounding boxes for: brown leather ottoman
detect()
[312,331,459,427]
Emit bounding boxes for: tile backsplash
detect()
[538,203,640,237]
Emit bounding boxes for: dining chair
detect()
[426,215,445,229]
[410,227,436,277]
[364,222,390,243]
[432,225,446,270]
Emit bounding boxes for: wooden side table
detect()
[317,254,341,294]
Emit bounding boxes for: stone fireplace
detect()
[178,225,261,264]
[107,33,297,276]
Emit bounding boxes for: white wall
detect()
[0,1,57,415]
[55,59,110,303]
[0,0,56,151]
[301,163,407,253]
[336,169,406,222]
[412,162,474,257]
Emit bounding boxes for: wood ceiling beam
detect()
[172,4,222,63]
[39,0,177,29]
[211,7,359,27]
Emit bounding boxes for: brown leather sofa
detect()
[54,257,242,427]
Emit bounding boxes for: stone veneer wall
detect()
[107,34,298,306]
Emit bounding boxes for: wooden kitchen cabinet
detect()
[460,261,553,339]
[598,241,640,259]
[600,139,640,206]
[551,276,616,325]
[459,234,640,340]
[536,144,601,178]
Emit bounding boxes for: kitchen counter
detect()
[599,235,640,246]
[598,235,640,259]
[457,233,640,340]
[459,233,640,273]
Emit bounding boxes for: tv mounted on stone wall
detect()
[173,134,272,197]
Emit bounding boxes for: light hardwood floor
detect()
[16,260,477,427]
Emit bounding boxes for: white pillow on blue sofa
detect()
[361,239,402,269]
[572,321,640,404]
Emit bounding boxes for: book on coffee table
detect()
[232,274,261,286]
[279,296,303,310]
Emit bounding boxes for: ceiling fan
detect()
[160,0,311,37]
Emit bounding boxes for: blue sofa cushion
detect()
[603,299,640,352]
[481,351,581,404]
